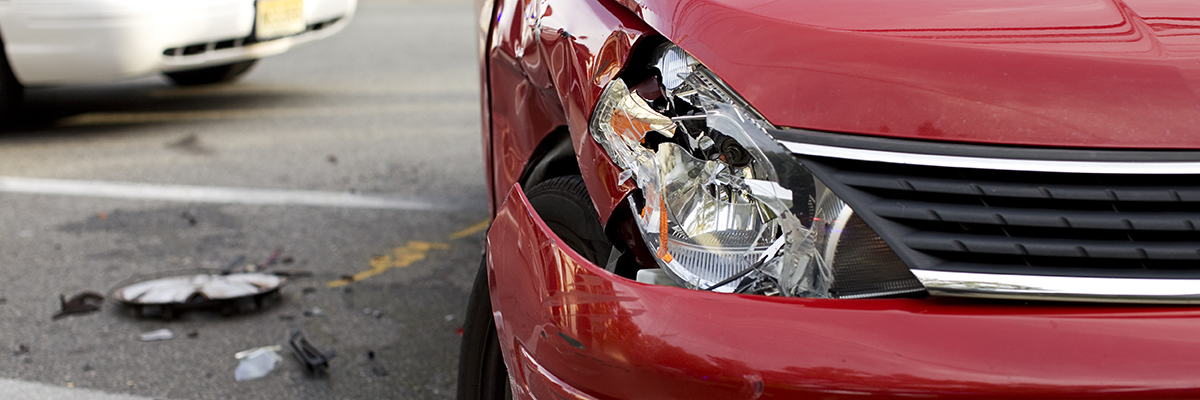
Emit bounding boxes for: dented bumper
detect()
[488,183,1200,399]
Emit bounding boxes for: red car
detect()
[460,0,1200,398]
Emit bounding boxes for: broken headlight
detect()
[589,42,923,298]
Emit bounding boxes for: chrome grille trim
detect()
[914,270,1200,304]
[781,141,1200,174]
[779,138,1200,303]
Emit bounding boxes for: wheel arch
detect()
[517,126,580,192]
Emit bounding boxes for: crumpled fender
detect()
[520,0,650,223]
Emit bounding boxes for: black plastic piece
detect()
[289,331,336,372]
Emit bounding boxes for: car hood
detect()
[617,0,1200,149]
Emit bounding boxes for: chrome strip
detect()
[913,270,1200,304]
[781,141,1200,174]
[821,203,854,267]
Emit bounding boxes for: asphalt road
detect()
[0,0,486,398]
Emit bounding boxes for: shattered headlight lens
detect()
[589,43,923,298]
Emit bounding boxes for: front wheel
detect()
[457,256,511,400]
[164,60,258,86]
[0,33,24,122]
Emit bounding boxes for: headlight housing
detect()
[589,41,924,299]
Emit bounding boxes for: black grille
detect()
[161,17,343,58]
[803,156,1200,279]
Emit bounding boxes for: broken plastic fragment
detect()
[303,307,325,317]
[635,269,681,287]
[234,346,283,381]
[138,329,174,342]
[617,169,634,185]
[288,331,336,373]
[52,291,104,320]
[113,273,284,305]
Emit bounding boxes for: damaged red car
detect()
[459,0,1200,398]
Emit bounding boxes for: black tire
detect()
[524,176,613,266]
[0,32,24,122]
[164,60,258,86]
[457,256,511,400]
[458,176,612,400]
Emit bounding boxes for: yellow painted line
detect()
[327,219,490,287]
[448,218,490,239]
[327,241,450,287]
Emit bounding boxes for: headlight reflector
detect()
[590,42,923,298]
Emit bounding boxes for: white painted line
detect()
[56,101,472,127]
[0,176,444,210]
[0,378,158,400]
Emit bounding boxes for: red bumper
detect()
[488,184,1200,399]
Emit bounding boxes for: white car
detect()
[0,0,356,105]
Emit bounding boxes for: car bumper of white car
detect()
[0,0,356,86]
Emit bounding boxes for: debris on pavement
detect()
[112,273,285,319]
[269,270,313,278]
[181,211,197,226]
[52,291,104,320]
[13,344,29,356]
[444,314,455,322]
[288,331,336,373]
[234,346,283,382]
[235,345,282,359]
[138,329,174,342]
[302,307,324,317]
[220,256,247,275]
[257,248,283,269]
[187,330,199,338]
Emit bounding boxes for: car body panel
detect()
[614,0,1200,149]
[478,0,1200,398]
[0,0,356,85]
[490,183,1200,399]
[484,0,644,222]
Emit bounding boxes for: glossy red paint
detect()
[484,0,646,222]
[485,0,567,215]
[490,183,1200,399]
[476,0,497,216]
[478,0,1200,398]
[617,0,1200,148]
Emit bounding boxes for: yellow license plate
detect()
[256,0,305,40]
